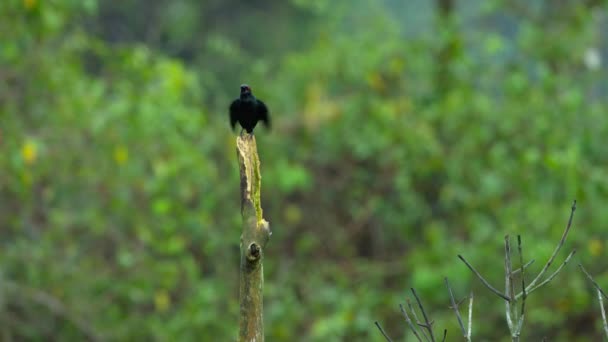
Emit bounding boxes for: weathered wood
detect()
[236,134,271,342]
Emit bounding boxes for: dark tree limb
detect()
[237,134,271,342]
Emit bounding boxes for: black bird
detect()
[229,84,270,135]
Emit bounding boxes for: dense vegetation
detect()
[1,0,607,340]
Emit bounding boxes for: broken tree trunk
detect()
[236,134,271,342]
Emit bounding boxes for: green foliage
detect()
[1,0,608,340]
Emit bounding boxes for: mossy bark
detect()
[236,134,271,342]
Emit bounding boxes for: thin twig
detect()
[517,235,527,319]
[407,298,431,342]
[467,291,473,339]
[598,288,608,338]
[458,254,511,301]
[441,329,447,342]
[374,321,393,342]
[505,236,516,304]
[445,277,466,338]
[505,301,514,334]
[514,235,527,336]
[411,288,436,342]
[579,264,608,338]
[526,200,576,291]
[505,271,514,333]
[400,304,423,342]
[512,259,535,275]
[521,249,576,297]
[504,235,517,330]
[579,264,608,301]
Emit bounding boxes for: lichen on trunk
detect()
[236,134,271,342]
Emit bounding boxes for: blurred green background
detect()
[1,0,608,340]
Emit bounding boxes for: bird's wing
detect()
[257,100,270,129]
[229,100,239,130]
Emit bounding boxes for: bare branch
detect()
[505,236,516,304]
[504,235,516,331]
[513,235,528,337]
[467,291,473,339]
[400,304,423,342]
[579,264,608,301]
[505,284,514,332]
[522,249,576,297]
[517,235,527,319]
[411,288,436,342]
[598,289,608,338]
[526,200,576,291]
[445,277,466,338]
[374,321,393,342]
[441,329,447,342]
[512,259,535,276]
[407,298,431,342]
[458,254,511,301]
[579,264,608,338]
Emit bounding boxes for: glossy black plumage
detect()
[229,84,270,134]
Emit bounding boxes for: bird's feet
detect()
[239,129,254,138]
